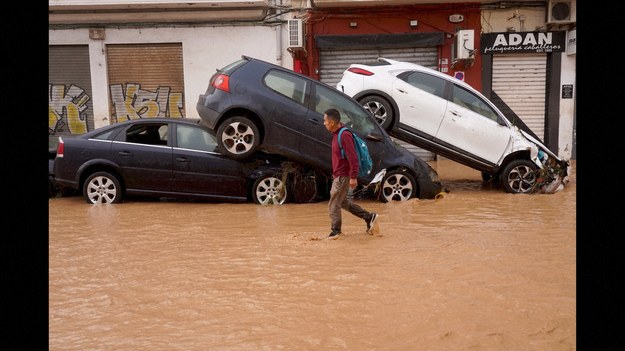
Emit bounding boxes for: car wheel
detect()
[216,116,260,160]
[500,159,538,194]
[252,174,288,205]
[360,95,394,131]
[83,171,123,204]
[380,169,416,202]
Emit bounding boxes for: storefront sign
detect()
[481,31,566,54]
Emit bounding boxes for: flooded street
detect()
[49,159,576,350]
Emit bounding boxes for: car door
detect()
[435,84,511,164]
[393,71,448,138]
[111,122,173,191]
[171,123,247,197]
[260,69,312,158]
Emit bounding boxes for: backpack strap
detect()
[337,127,348,159]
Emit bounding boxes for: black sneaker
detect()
[328,230,341,238]
[366,213,378,234]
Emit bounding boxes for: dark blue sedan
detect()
[53,118,327,204]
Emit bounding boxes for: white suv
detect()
[337,58,569,194]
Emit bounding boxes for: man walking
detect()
[323,108,378,238]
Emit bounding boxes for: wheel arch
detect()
[245,164,286,201]
[379,165,420,200]
[216,107,266,145]
[353,90,400,129]
[77,161,125,196]
[497,149,533,175]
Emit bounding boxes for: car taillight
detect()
[56,137,64,158]
[347,67,374,76]
[211,74,230,92]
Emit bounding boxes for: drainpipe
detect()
[275,0,282,64]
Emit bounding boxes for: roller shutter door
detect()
[319,47,438,161]
[492,53,547,140]
[49,45,94,135]
[107,43,185,123]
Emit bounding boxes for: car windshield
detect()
[314,83,378,137]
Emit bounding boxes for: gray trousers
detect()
[329,176,371,233]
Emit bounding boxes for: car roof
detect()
[245,56,363,103]
[368,57,468,84]
[117,117,202,124]
[80,118,204,137]
[369,57,495,104]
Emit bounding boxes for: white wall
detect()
[558,41,575,160]
[49,25,291,129]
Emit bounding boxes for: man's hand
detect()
[349,178,358,189]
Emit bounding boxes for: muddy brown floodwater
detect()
[49,159,576,350]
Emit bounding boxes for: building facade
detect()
[49,0,576,159]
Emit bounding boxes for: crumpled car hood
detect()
[519,130,570,194]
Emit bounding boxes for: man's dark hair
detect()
[324,108,340,122]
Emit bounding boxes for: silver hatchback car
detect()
[337,58,570,194]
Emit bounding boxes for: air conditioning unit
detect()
[547,0,576,24]
[287,19,304,49]
[455,29,474,59]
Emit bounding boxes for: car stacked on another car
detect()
[53,118,328,205]
[337,58,569,194]
[196,55,444,202]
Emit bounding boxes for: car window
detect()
[314,83,378,136]
[264,69,308,104]
[92,128,120,141]
[402,71,446,98]
[451,85,500,122]
[176,124,218,152]
[126,123,168,145]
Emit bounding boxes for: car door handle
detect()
[307,118,320,125]
[449,110,461,116]
[176,157,189,162]
[396,88,407,94]
[118,151,132,157]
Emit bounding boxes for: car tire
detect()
[83,171,123,204]
[216,116,260,160]
[359,95,394,131]
[380,169,416,202]
[252,174,289,205]
[500,159,538,194]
